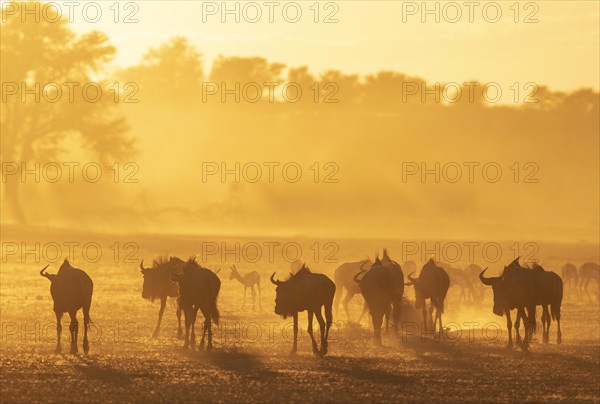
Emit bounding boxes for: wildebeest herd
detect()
[39,252,600,356]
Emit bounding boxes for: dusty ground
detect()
[1,228,599,403]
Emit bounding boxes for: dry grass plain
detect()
[1,227,599,403]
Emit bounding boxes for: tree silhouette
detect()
[209,56,285,95]
[1,2,133,224]
[120,36,204,104]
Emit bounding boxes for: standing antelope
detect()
[229,264,261,310]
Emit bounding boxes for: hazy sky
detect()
[61,0,600,91]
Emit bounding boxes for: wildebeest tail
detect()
[211,305,220,325]
[552,276,563,321]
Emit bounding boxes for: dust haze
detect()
[1,1,599,403]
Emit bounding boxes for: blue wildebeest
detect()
[579,262,600,302]
[479,258,537,349]
[171,258,221,351]
[354,249,404,345]
[530,263,563,343]
[561,263,578,295]
[40,259,93,354]
[140,256,184,338]
[333,258,371,321]
[271,264,335,356]
[405,258,449,339]
[465,263,485,303]
[438,262,475,305]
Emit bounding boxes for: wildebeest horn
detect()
[479,268,499,286]
[359,260,370,271]
[39,265,50,277]
[405,272,418,286]
[353,270,366,284]
[139,260,148,273]
[270,272,281,285]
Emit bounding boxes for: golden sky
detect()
[61,0,600,91]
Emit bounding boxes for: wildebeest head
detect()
[270,264,310,318]
[479,267,504,316]
[406,271,425,309]
[405,259,436,309]
[140,256,181,301]
[39,264,56,282]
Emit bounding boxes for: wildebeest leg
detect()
[357,300,368,325]
[290,313,298,354]
[555,304,562,344]
[153,296,167,338]
[421,306,428,333]
[307,310,318,355]
[428,302,435,333]
[333,287,343,317]
[206,316,213,352]
[199,307,213,351]
[257,281,262,310]
[315,309,327,357]
[342,291,355,321]
[68,311,78,355]
[242,286,247,309]
[190,306,199,349]
[55,311,63,354]
[176,304,183,339]
[436,303,443,339]
[183,308,191,349]
[541,305,550,343]
[514,310,522,344]
[392,301,401,335]
[383,305,391,335]
[583,278,592,302]
[324,301,333,355]
[251,285,256,311]
[525,305,536,345]
[372,309,383,346]
[505,310,514,348]
[82,305,90,354]
[520,307,533,351]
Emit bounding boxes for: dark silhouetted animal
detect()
[40,259,93,354]
[140,256,183,338]
[405,259,449,339]
[479,258,537,349]
[561,263,578,295]
[171,258,221,351]
[333,258,371,321]
[438,262,475,305]
[579,262,599,302]
[355,249,404,345]
[464,263,485,302]
[530,263,563,343]
[229,264,261,310]
[271,264,335,356]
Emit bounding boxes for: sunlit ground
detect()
[1,227,598,402]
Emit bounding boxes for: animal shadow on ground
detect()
[184,347,280,377]
[316,355,414,385]
[72,355,155,386]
